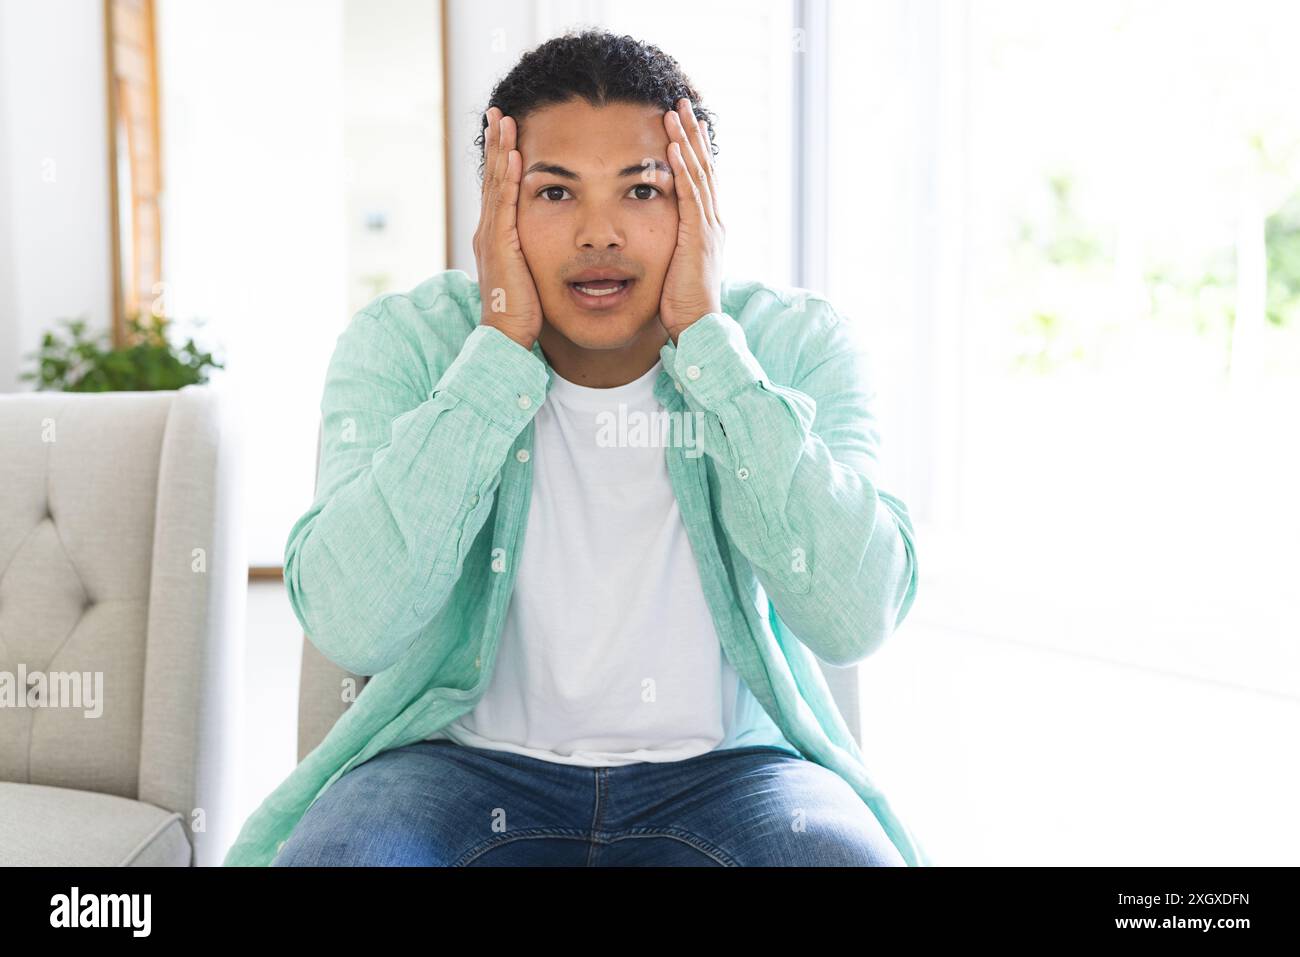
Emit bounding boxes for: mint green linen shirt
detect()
[223,268,931,866]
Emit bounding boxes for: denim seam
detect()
[451,826,594,867]
[586,768,607,867]
[598,826,739,867]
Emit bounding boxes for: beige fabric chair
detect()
[294,420,863,763]
[0,385,244,866]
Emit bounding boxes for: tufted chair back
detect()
[0,386,244,866]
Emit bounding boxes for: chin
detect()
[551,313,647,350]
[545,292,659,346]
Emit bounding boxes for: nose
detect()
[575,203,625,252]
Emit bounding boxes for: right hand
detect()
[472,107,544,351]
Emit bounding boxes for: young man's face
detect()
[514,97,679,352]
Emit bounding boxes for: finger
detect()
[689,113,721,226]
[494,117,520,217]
[701,121,721,222]
[664,111,706,226]
[666,105,716,229]
[490,112,510,207]
[481,107,501,215]
[500,147,521,235]
[667,139,707,230]
[674,99,718,224]
[676,99,712,175]
[475,110,498,257]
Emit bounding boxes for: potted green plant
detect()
[21,313,224,391]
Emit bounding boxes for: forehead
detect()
[516,99,669,172]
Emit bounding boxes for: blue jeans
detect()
[272,739,904,866]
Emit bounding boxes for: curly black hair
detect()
[473,27,718,182]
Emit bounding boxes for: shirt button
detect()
[686,365,701,380]
[277,840,286,852]
[474,655,481,669]
[736,466,750,480]
[517,393,532,409]
[515,448,530,463]
[674,380,683,393]
[469,493,479,506]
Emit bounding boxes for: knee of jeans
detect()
[749,815,907,867]
[271,825,453,867]
[809,827,907,866]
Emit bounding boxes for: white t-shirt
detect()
[426,355,798,766]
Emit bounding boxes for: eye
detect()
[535,183,662,202]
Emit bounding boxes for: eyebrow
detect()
[523,159,671,180]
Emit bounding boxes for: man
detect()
[225,28,928,867]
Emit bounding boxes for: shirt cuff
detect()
[660,311,769,406]
[434,323,549,433]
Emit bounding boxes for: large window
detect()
[826,0,1300,864]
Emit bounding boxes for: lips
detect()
[570,279,627,295]
[567,277,634,309]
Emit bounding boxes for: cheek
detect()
[516,212,554,266]
[651,216,678,269]
[642,209,678,260]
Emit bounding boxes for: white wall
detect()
[156,0,349,567]
[0,0,113,393]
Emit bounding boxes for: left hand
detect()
[658,97,725,344]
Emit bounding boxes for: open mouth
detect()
[567,278,633,310]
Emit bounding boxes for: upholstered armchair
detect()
[0,386,244,866]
